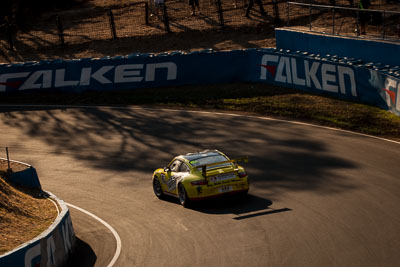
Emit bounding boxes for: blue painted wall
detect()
[8,167,42,189]
[275,28,400,67]
[0,49,399,115]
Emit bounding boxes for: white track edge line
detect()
[1,104,398,145]
[66,203,121,267]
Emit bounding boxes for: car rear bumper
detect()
[187,177,249,199]
[189,188,249,201]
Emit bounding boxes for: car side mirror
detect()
[164,167,171,173]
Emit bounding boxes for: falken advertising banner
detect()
[0,50,249,93]
[0,49,399,116]
[256,51,400,116]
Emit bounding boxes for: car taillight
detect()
[191,180,208,185]
[238,170,247,178]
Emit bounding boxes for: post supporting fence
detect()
[273,0,281,25]
[161,3,171,33]
[145,2,149,25]
[286,0,290,27]
[55,15,65,46]
[332,7,335,34]
[5,17,14,51]
[216,0,225,27]
[6,147,12,173]
[107,8,118,39]
[356,9,360,36]
[382,10,385,40]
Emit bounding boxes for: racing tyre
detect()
[178,183,190,207]
[153,178,164,199]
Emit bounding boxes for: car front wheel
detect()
[153,178,164,199]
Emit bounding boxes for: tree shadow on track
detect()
[0,105,359,199]
[159,193,290,219]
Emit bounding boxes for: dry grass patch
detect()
[0,161,57,255]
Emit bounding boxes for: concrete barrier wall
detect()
[0,157,42,190]
[0,48,399,115]
[0,159,75,267]
[0,192,75,267]
[0,157,42,189]
[275,28,400,67]
[9,167,42,189]
[257,49,400,115]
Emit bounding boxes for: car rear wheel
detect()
[238,189,249,198]
[178,183,190,207]
[153,178,164,199]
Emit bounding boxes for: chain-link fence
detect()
[286,2,400,41]
[0,0,399,51]
[0,0,284,51]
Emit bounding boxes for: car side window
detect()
[170,160,182,172]
[179,163,190,173]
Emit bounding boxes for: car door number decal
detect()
[166,176,176,191]
[166,173,188,192]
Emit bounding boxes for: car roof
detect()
[181,149,223,161]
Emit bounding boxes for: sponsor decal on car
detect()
[218,185,233,193]
[160,173,166,183]
[209,172,236,183]
[196,186,202,195]
[167,173,188,191]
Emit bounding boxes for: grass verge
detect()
[0,161,57,254]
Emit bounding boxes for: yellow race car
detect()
[152,150,249,207]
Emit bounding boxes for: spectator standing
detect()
[189,0,201,16]
[149,0,155,16]
[245,0,266,18]
[154,0,165,17]
[359,0,371,35]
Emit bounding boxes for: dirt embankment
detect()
[0,160,57,255]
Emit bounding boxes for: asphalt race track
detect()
[1,105,400,267]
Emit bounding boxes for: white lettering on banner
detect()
[115,64,144,83]
[321,64,338,93]
[80,66,114,85]
[260,54,279,80]
[338,66,357,96]
[47,235,56,267]
[24,243,41,267]
[55,69,79,87]
[20,70,52,90]
[275,57,292,83]
[145,62,177,81]
[61,216,75,254]
[291,58,305,86]
[385,78,397,107]
[304,60,321,89]
[383,78,400,112]
[397,82,400,111]
[0,72,30,91]
[0,62,177,91]
[260,55,357,96]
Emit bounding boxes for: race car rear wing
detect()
[196,157,249,178]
